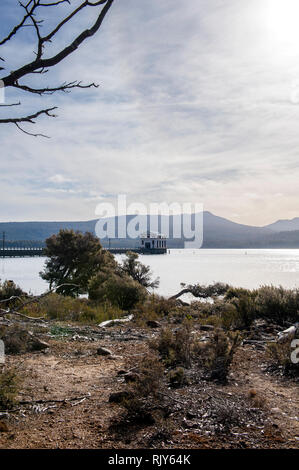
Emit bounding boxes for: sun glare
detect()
[264,0,299,47]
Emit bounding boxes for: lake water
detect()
[1,249,299,297]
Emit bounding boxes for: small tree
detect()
[121,251,160,289]
[40,229,116,296]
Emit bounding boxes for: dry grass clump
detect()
[23,292,123,324]
[247,389,267,409]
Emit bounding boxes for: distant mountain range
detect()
[1,212,299,248]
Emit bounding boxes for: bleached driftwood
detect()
[277,324,299,343]
[98,314,134,328]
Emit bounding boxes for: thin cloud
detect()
[1,0,299,225]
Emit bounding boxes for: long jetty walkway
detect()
[0,247,167,258]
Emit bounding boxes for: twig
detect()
[19,392,91,405]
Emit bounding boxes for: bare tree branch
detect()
[1,0,114,86]
[0,106,57,137]
[0,106,57,123]
[14,80,99,95]
[0,0,70,46]
[0,101,21,107]
[0,0,115,135]
[15,122,51,138]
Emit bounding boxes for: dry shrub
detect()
[211,402,243,432]
[248,389,267,409]
[168,367,188,388]
[0,367,20,409]
[133,295,177,326]
[120,353,165,424]
[150,321,193,368]
[197,329,241,384]
[267,339,299,378]
[0,280,27,307]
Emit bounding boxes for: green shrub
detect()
[134,295,177,325]
[89,272,146,311]
[255,286,299,325]
[224,288,257,329]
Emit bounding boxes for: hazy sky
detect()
[1,0,299,225]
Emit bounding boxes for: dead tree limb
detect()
[0,0,115,135]
[170,282,231,301]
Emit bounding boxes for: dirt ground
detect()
[0,323,298,449]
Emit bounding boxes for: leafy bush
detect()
[255,286,299,325]
[224,288,257,329]
[89,271,146,311]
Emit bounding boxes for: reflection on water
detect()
[1,249,299,297]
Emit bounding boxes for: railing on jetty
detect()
[0,246,167,258]
[107,247,167,255]
[0,247,45,258]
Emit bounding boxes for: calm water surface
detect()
[1,249,299,297]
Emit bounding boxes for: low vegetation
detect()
[0,230,298,450]
[267,338,299,378]
[0,367,20,409]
